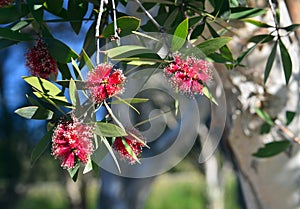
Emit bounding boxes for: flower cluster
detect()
[0,0,13,7]
[112,128,145,164]
[25,39,58,79]
[164,54,211,95]
[86,63,125,104]
[51,115,94,169]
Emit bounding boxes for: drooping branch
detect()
[96,0,107,65]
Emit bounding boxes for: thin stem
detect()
[133,0,163,32]
[268,0,279,29]
[111,0,120,46]
[96,0,106,65]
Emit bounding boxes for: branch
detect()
[95,0,107,65]
[284,0,300,43]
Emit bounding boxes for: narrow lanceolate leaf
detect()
[94,122,127,137]
[0,28,33,41]
[279,39,292,84]
[242,19,273,28]
[106,45,153,59]
[23,76,62,96]
[254,107,274,126]
[253,141,290,158]
[68,0,88,34]
[31,129,53,166]
[229,7,266,19]
[264,42,277,84]
[45,38,79,63]
[282,23,300,32]
[102,16,141,38]
[202,86,218,105]
[286,111,296,126]
[15,106,54,120]
[171,18,189,52]
[69,78,78,107]
[81,49,94,71]
[68,163,80,182]
[196,37,232,55]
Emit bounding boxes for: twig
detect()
[111,0,120,45]
[133,0,163,32]
[95,0,107,65]
[268,0,279,29]
[275,120,300,144]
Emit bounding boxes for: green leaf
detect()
[27,0,44,21]
[171,18,188,52]
[122,138,140,163]
[102,16,141,38]
[69,78,77,107]
[81,49,95,71]
[44,0,63,14]
[282,24,300,32]
[94,122,127,137]
[191,23,205,39]
[264,42,277,84]
[68,0,88,34]
[0,4,29,24]
[230,7,266,19]
[202,86,218,105]
[68,163,80,181]
[111,98,149,104]
[0,39,17,50]
[286,111,296,126]
[0,28,33,41]
[242,19,273,28]
[83,158,93,174]
[196,37,232,55]
[31,129,52,166]
[23,76,62,96]
[45,38,79,63]
[254,107,274,126]
[248,34,275,44]
[253,141,290,158]
[15,106,54,120]
[91,141,109,166]
[106,45,153,59]
[279,39,292,84]
[260,122,272,134]
[71,58,84,80]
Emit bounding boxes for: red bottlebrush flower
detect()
[0,0,13,7]
[86,63,125,104]
[112,128,146,164]
[52,115,94,169]
[164,55,211,95]
[25,39,58,79]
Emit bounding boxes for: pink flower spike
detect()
[25,39,58,79]
[164,54,211,96]
[51,115,94,169]
[112,128,146,164]
[86,64,125,104]
[0,0,13,7]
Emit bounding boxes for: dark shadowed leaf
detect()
[286,111,296,126]
[68,163,80,181]
[264,42,277,83]
[0,4,29,24]
[0,28,33,41]
[279,39,292,84]
[45,38,79,63]
[31,129,53,166]
[282,24,300,32]
[253,141,290,158]
[68,0,88,34]
[248,34,275,43]
[44,0,63,14]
